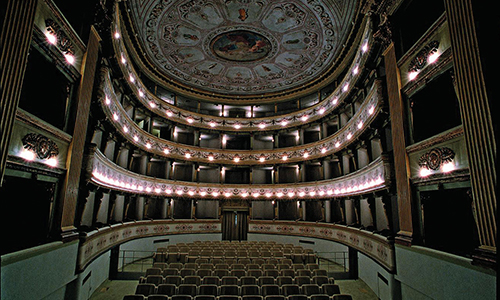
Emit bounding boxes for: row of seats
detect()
[143,268,328,279]
[140,275,334,286]
[152,262,321,272]
[132,283,343,297]
[155,253,316,264]
[125,294,353,300]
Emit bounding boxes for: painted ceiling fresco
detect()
[128,0,357,95]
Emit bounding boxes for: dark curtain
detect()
[222,211,248,241]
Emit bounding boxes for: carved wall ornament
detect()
[22,133,59,160]
[418,147,455,170]
[408,40,439,73]
[45,18,75,56]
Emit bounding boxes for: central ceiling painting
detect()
[128,0,357,96]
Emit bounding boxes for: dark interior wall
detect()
[0,176,55,255]
[421,188,479,256]
[279,201,298,221]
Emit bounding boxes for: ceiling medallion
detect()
[128,0,357,96]
[211,30,272,62]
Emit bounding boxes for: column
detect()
[383,43,414,246]
[57,27,101,240]
[0,0,38,185]
[444,0,497,265]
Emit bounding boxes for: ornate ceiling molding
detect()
[111,18,373,132]
[87,147,390,199]
[100,68,383,165]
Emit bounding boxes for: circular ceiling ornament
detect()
[127,0,358,96]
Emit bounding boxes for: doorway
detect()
[222,209,248,241]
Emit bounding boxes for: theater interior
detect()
[0,0,497,299]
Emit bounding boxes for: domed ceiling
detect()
[127,0,359,96]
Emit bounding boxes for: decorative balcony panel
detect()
[407,126,469,185]
[249,220,395,271]
[397,14,452,91]
[87,147,390,199]
[33,0,86,75]
[112,7,373,132]
[100,68,383,165]
[77,220,221,270]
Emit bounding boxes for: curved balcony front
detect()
[99,67,384,165]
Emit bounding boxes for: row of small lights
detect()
[104,90,377,163]
[112,29,370,131]
[92,169,384,198]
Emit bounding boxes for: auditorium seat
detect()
[258,276,275,286]
[240,276,257,286]
[180,268,196,277]
[178,284,197,297]
[199,284,218,296]
[280,270,295,278]
[239,258,252,265]
[183,275,201,285]
[135,283,156,296]
[214,269,230,278]
[215,263,230,270]
[276,276,293,286]
[202,276,220,286]
[277,264,290,270]
[220,285,239,295]
[153,262,168,270]
[312,276,329,286]
[156,283,177,296]
[294,276,311,286]
[301,284,321,296]
[288,295,308,300]
[281,284,300,296]
[164,275,182,286]
[296,269,311,277]
[221,276,238,286]
[322,284,341,296]
[247,270,263,278]
[306,264,319,271]
[264,269,280,278]
[196,269,213,278]
[230,269,246,278]
[247,264,260,270]
[146,275,165,286]
[163,268,179,276]
[261,284,280,297]
[241,284,260,296]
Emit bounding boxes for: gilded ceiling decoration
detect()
[128,0,358,95]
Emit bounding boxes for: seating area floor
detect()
[89,278,379,300]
